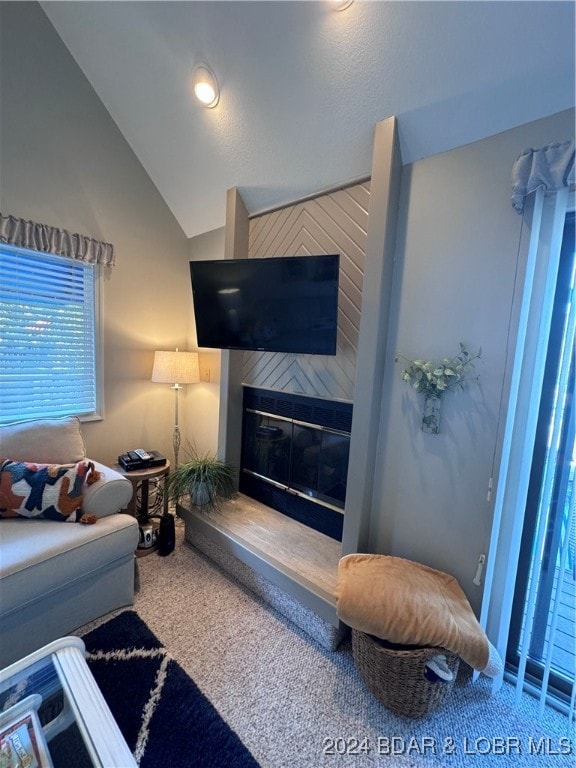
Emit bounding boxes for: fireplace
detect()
[239,387,352,541]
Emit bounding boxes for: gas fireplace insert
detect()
[239,387,353,540]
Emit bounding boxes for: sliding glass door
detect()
[508,212,575,705]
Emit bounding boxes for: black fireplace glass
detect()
[240,387,352,541]
[243,411,290,485]
[291,427,349,508]
[317,431,350,505]
[290,425,319,493]
[243,412,349,510]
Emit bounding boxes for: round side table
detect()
[113,460,171,520]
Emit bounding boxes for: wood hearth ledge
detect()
[177,493,343,645]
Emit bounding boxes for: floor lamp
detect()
[152,349,200,467]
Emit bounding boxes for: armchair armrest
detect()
[83,461,133,519]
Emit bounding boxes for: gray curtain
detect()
[511,139,575,214]
[0,212,115,267]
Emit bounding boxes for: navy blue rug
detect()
[82,611,260,768]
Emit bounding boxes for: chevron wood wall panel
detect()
[243,181,370,401]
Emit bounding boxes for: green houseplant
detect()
[395,343,481,434]
[168,447,236,511]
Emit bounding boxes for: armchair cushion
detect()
[0,416,86,465]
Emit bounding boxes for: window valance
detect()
[0,212,115,267]
[511,139,575,214]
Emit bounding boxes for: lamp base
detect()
[173,424,181,468]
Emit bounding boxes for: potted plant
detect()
[168,447,236,511]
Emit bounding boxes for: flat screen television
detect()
[189,254,339,355]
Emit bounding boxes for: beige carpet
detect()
[77,522,573,767]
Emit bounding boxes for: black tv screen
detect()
[190,255,339,355]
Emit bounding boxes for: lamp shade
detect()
[152,351,200,385]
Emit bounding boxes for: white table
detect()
[0,637,136,768]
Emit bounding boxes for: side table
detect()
[113,461,171,519]
[0,636,136,767]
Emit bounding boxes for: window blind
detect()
[0,246,98,424]
[513,211,576,719]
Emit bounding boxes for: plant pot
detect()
[191,481,212,508]
[167,450,236,512]
[422,393,441,434]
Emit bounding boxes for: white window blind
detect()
[0,245,99,424]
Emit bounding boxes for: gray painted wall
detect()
[371,108,575,613]
[0,2,191,465]
[187,227,225,455]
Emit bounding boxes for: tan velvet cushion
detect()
[336,553,489,671]
[0,417,86,465]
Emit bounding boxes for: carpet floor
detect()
[77,522,574,767]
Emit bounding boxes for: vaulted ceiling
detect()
[41,1,575,239]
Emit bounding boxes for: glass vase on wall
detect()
[422,393,442,434]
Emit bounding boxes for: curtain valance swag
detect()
[511,139,575,214]
[0,212,115,267]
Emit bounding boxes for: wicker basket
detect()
[352,630,460,718]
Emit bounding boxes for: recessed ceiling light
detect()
[193,65,219,108]
[332,0,354,10]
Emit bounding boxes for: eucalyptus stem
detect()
[396,343,481,397]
